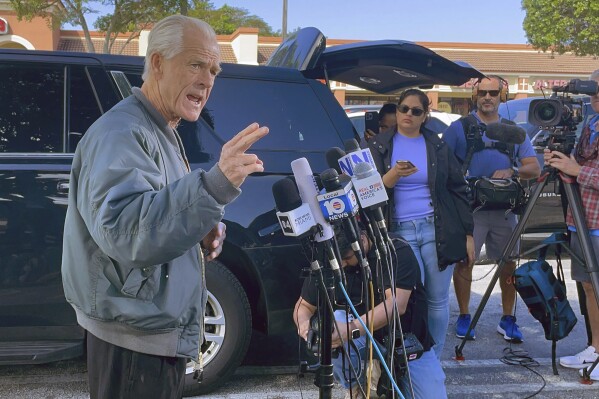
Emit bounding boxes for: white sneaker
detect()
[343,386,364,399]
[579,365,599,381]
[560,346,599,369]
[367,359,382,392]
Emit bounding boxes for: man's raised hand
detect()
[219,123,269,188]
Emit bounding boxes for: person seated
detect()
[293,226,447,399]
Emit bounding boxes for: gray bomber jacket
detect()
[61,88,239,359]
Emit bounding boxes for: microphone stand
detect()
[302,242,337,399]
[316,266,335,399]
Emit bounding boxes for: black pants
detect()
[86,332,187,399]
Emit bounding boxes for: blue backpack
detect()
[513,252,578,374]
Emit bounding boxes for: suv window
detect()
[69,66,103,151]
[206,77,341,151]
[0,63,63,153]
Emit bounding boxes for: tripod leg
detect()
[455,177,549,359]
[576,281,593,347]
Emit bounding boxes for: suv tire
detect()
[183,260,251,396]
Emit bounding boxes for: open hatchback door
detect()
[267,27,484,92]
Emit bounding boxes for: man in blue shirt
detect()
[442,76,540,342]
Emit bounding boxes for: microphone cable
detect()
[318,251,370,399]
[497,263,546,399]
[499,346,546,399]
[337,281,406,399]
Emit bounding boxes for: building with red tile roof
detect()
[2,3,597,113]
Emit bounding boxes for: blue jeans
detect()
[331,310,376,389]
[391,216,454,359]
[332,336,446,399]
[400,349,447,399]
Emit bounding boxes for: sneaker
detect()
[343,386,365,399]
[455,314,476,340]
[497,315,523,342]
[367,359,381,395]
[579,365,599,381]
[561,346,599,369]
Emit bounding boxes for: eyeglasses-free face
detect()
[477,89,500,97]
[397,104,425,116]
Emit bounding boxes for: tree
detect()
[522,0,599,56]
[10,0,278,54]
[10,0,98,53]
[188,2,278,36]
[93,0,181,54]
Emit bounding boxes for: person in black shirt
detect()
[294,229,447,399]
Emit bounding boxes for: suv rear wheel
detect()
[183,260,252,396]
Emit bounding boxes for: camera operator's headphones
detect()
[472,75,509,103]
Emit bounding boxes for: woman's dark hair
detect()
[397,88,430,113]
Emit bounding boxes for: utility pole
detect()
[282,0,288,40]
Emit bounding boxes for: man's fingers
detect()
[227,123,260,147]
[226,124,269,154]
[551,151,568,159]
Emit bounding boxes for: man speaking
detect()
[61,15,268,399]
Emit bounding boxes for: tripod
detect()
[455,165,599,365]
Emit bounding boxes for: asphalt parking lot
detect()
[1,259,599,398]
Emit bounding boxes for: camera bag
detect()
[460,115,526,212]
[468,177,526,213]
[513,252,577,374]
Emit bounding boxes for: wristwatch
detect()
[512,166,520,178]
[350,319,361,340]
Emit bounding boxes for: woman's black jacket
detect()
[368,128,473,270]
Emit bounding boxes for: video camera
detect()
[528,79,599,154]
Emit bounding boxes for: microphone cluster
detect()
[271,138,394,276]
[273,140,404,397]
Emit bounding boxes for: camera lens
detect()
[537,102,557,122]
[528,99,562,127]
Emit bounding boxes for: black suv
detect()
[0,28,482,395]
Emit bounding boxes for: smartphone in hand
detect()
[365,111,379,133]
[396,160,416,168]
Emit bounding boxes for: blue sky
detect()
[211,0,529,43]
[75,0,529,44]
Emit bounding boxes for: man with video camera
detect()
[544,69,599,380]
[443,75,541,343]
[293,227,446,399]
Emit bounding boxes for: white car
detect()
[346,106,461,138]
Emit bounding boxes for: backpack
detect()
[513,245,578,375]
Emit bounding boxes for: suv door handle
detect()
[57,181,69,194]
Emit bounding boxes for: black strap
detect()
[460,115,517,175]
[460,115,481,175]
[552,340,558,375]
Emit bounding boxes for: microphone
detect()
[326,147,346,174]
[337,138,376,177]
[272,177,316,238]
[352,162,391,244]
[485,122,526,144]
[291,158,341,275]
[317,169,359,224]
[326,146,384,264]
[318,168,370,274]
[291,158,334,242]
